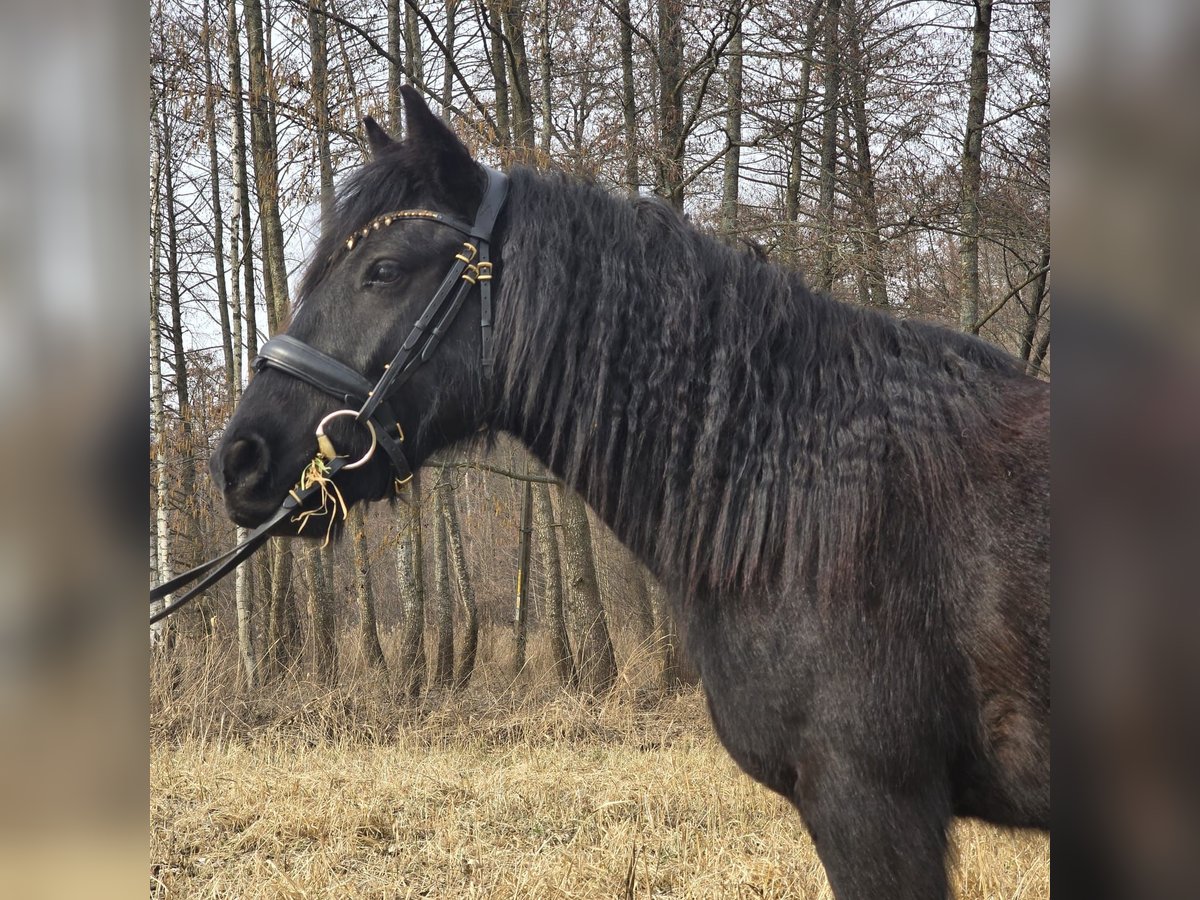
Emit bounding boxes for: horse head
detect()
[212,87,499,531]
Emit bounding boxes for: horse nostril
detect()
[221,434,270,492]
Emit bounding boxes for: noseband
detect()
[253,165,509,483]
[150,166,509,625]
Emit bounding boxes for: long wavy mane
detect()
[491,169,1032,596]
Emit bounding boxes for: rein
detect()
[150,166,509,625]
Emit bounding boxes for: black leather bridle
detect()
[150,166,509,625]
[254,165,509,483]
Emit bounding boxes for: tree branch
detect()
[442,459,561,484]
[971,261,1050,334]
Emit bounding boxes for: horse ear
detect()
[363,116,395,157]
[399,84,472,166]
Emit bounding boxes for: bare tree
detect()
[561,487,617,693]
[304,543,338,684]
[405,0,424,88]
[501,0,536,160]
[442,0,460,121]
[243,0,290,333]
[616,0,638,191]
[149,147,171,643]
[656,0,685,209]
[396,476,427,698]
[486,0,512,149]
[814,0,843,294]
[784,2,823,223]
[301,0,339,686]
[431,474,456,689]
[227,0,257,363]
[265,539,300,675]
[719,0,743,237]
[202,0,235,393]
[959,0,994,331]
[1018,245,1050,364]
[650,579,697,689]
[536,0,551,155]
[388,0,403,127]
[443,479,479,690]
[245,0,300,668]
[350,507,387,671]
[844,0,886,308]
[535,481,575,686]
[513,473,533,674]
[308,0,334,219]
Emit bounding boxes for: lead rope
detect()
[149,406,379,624]
[150,455,349,625]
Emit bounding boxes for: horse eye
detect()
[365,259,404,285]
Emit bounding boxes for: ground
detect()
[150,686,1048,899]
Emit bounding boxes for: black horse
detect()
[213,87,1049,899]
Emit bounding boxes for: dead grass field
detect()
[151,650,1049,900]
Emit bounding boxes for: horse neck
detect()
[491,171,825,586]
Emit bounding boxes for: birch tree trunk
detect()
[561,487,617,694]
[959,0,993,331]
[235,537,257,688]
[149,149,171,643]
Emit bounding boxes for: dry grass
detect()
[151,639,1048,900]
